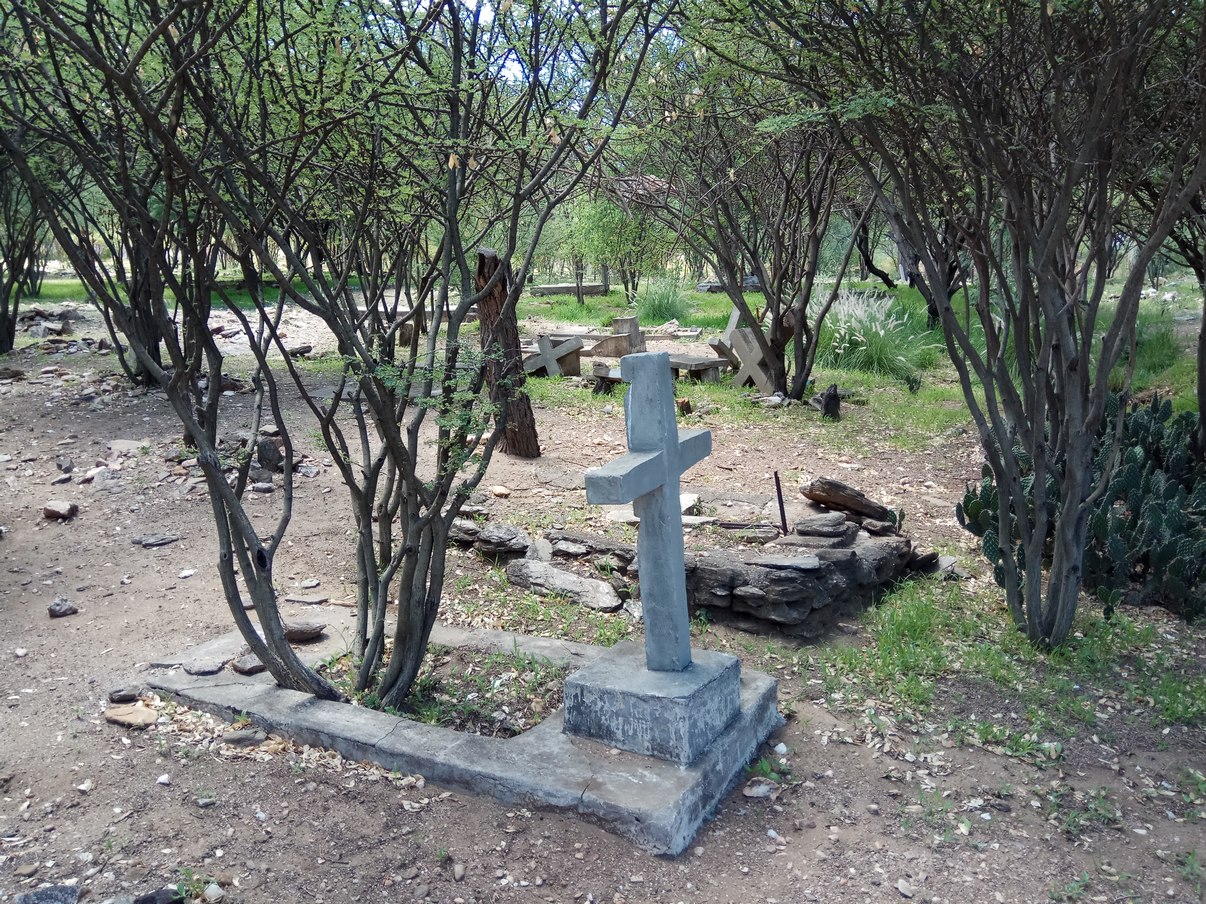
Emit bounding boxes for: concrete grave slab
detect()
[604,491,701,524]
[146,624,781,855]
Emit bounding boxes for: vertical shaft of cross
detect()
[621,354,693,672]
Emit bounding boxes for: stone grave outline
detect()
[144,351,781,852]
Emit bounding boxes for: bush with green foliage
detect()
[637,279,689,325]
[813,289,941,383]
[958,397,1206,621]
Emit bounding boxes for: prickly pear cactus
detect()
[959,396,1206,621]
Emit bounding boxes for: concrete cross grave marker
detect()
[562,351,777,769]
[583,351,710,671]
[708,306,743,369]
[730,327,775,394]
[523,335,584,377]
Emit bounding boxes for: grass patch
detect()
[1048,871,1091,902]
[214,281,284,311]
[1106,295,1199,410]
[527,359,973,457]
[443,562,637,649]
[805,577,1206,758]
[519,286,756,332]
[1050,786,1121,838]
[813,580,967,713]
[677,289,741,330]
[404,646,566,736]
[293,352,352,380]
[1176,849,1203,899]
[525,375,618,415]
[637,279,689,325]
[526,373,818,431]
[520,291,631,328]
[319,644,567,737]
[29,273,364,313]
[821,370,974,451]
[813,288,942,383]
[30,278,90,302]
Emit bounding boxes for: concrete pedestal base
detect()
[563,642,740,765]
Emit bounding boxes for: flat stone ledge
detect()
[147,647,780,855]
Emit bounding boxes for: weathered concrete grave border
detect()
[147,624,781,855]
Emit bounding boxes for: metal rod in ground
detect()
[774,470,788,535]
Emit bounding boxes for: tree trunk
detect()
[110,237,166,387]
[601,262,610,294]
[0,271,18,354]
[0,310,16,355]
[574,255,585,305]
[1198,280,1206,459]
[476,249,540,458]
[1039,455,1095,647]
[856,219,896,289]
[766,325,790,396]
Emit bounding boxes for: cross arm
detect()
[677,428,711,473]
[585,450,665,505]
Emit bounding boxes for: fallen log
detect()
[801,477,892,522]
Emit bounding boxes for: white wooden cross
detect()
[585,352,711,671]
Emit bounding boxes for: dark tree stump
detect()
[819,383,840,420]
[476,249,540,458]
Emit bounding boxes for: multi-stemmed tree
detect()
[719,0,1206,645]
[620,45,864,397]
[0,148,45,354]
[1,0,671,703]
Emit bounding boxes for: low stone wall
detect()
[546,528,924,637]
[681,537,916,636]
[452,510,942,637]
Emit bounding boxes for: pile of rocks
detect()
[451,478,954,637]
[18,303,86,338]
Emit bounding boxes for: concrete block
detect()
[562,642,740,765]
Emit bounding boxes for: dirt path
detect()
[1,309,1203,904]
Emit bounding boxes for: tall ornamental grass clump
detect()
[637,279,690,325]
[814,289,941,383]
